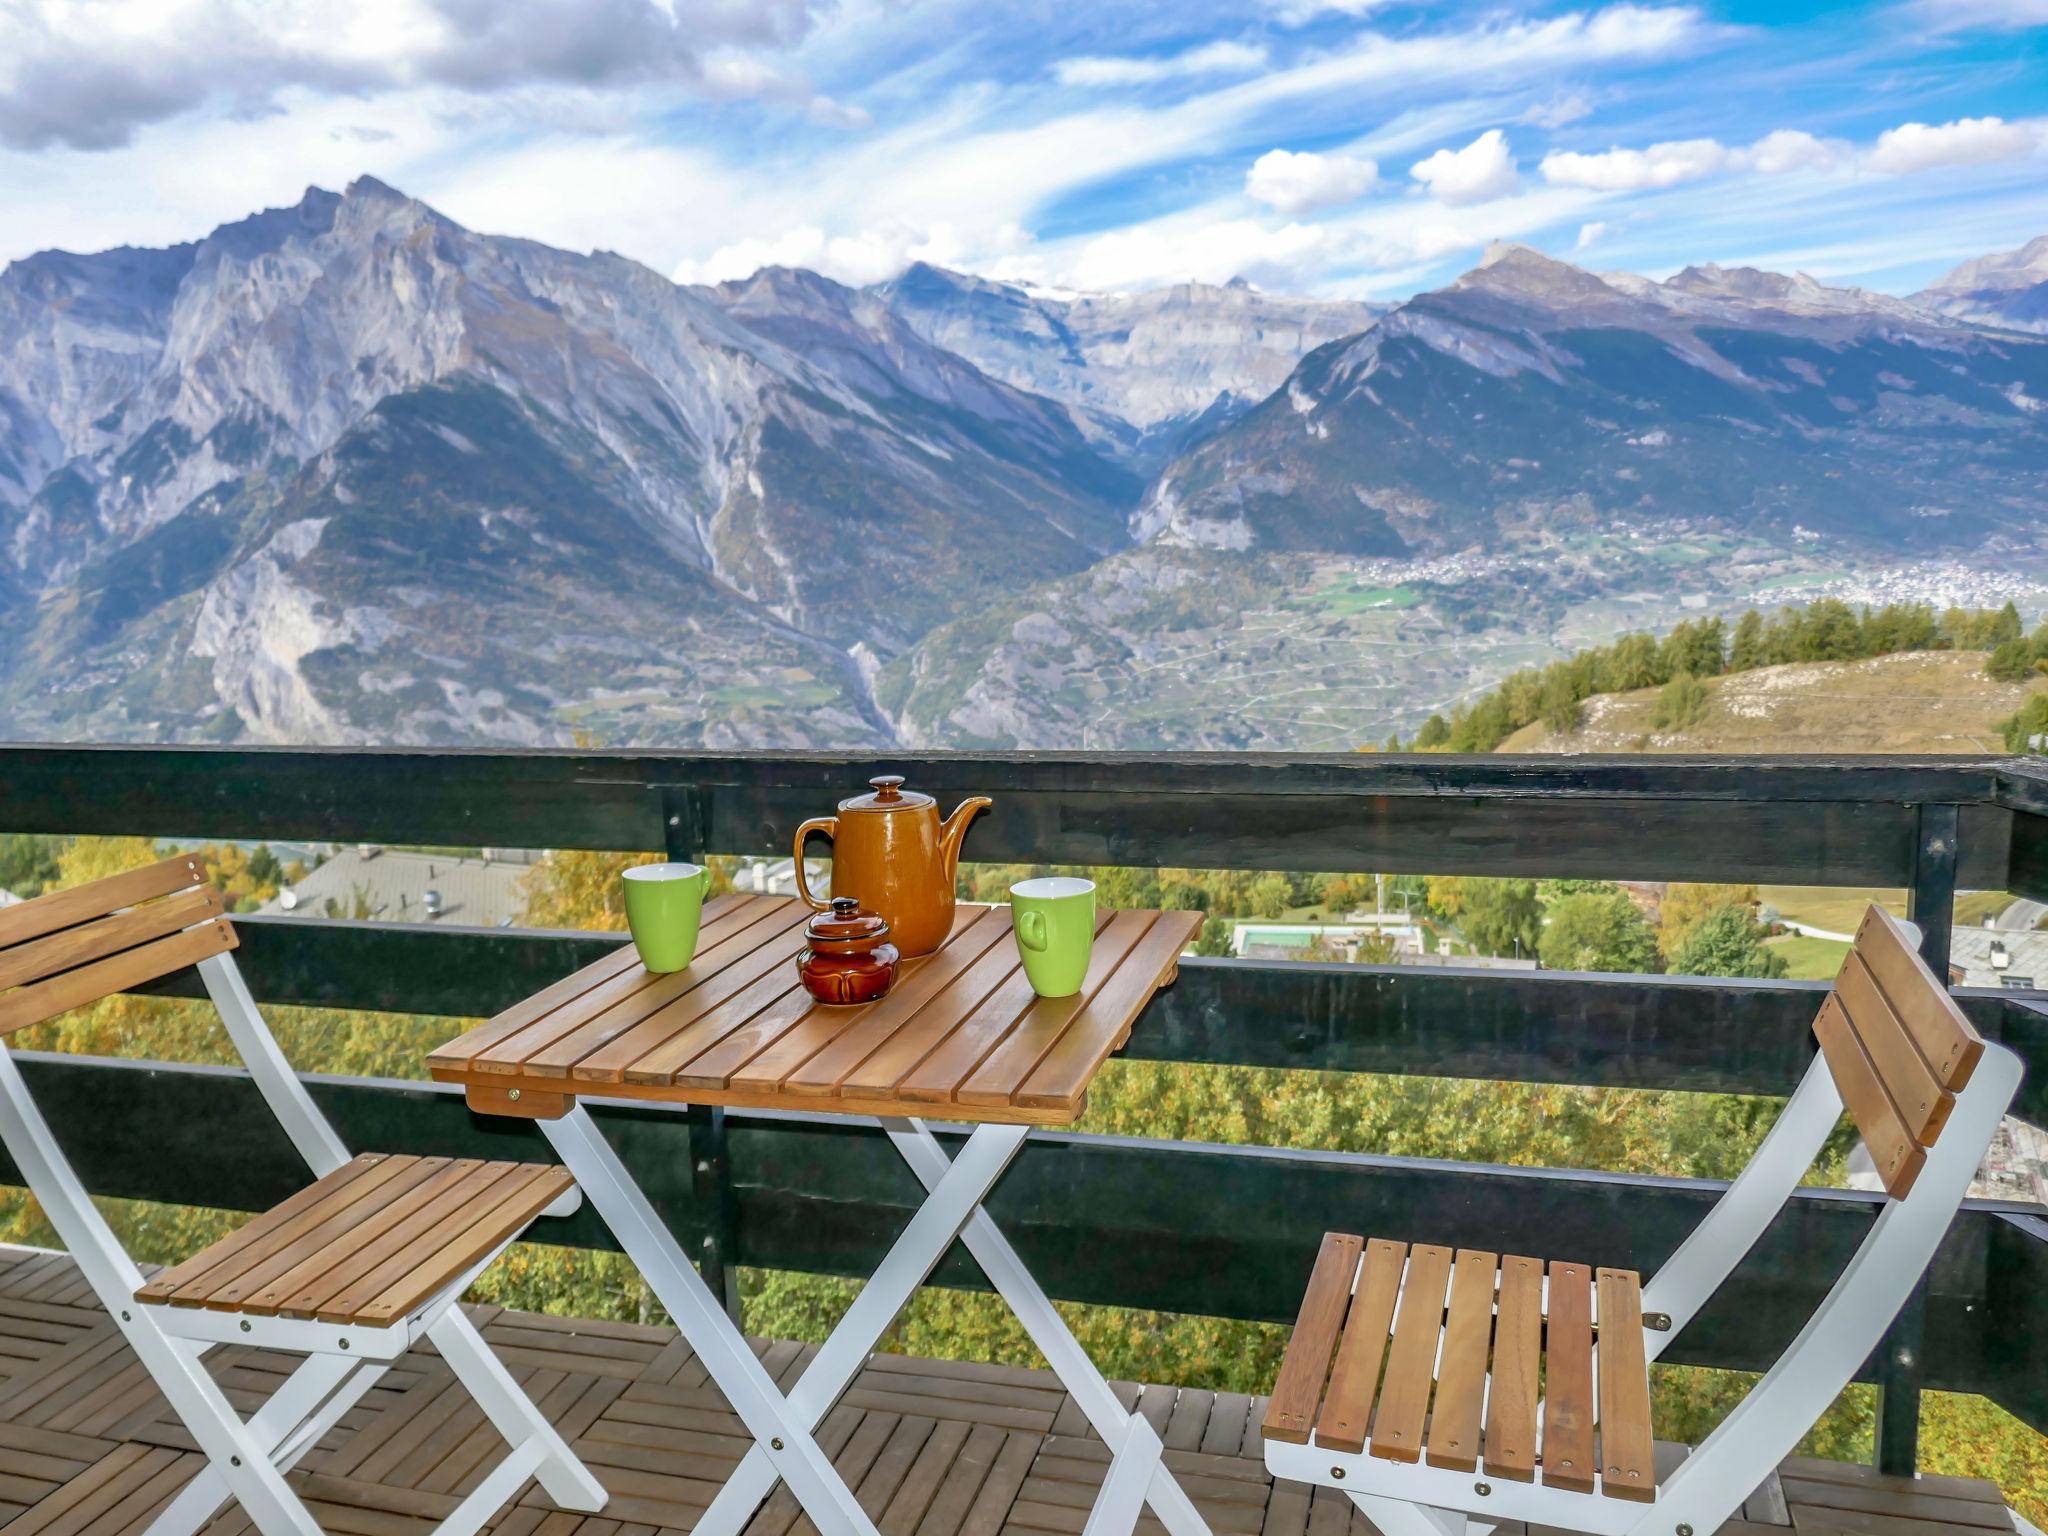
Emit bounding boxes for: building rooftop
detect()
[1951,926,2048,991]
[260,847,535,927]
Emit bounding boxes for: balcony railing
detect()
[1,744,2043,1479]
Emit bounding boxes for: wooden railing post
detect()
[1876,802,1961,1476]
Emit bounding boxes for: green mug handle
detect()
[697,867,713,900]
[1017,909,1048,952]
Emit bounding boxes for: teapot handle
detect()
[791,817,837,911]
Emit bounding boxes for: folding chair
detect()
[0,855,608,1536]
[1259,905,2024,1536]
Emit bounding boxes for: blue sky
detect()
[1,0,2043,297]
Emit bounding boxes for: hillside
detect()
[1498,649,2042,754]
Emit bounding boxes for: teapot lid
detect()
[840,774,935,813]
[806,896,892,946]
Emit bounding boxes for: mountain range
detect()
[1,179,2044,750]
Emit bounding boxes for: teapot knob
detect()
[831,896,861,919]
[869,774,906,800]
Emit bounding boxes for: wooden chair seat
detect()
[134,1152,574,1327]
[1262,1234,1655,1502]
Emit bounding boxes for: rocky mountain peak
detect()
[1459,242,1620,305]
[1924,233,2048,295]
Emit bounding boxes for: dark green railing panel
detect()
[0,745,2015,884]
[1985,1212,2048,1431]
[2011,807,2048,904]
[0,1052,2026,1406]
[139,916,2047,1120]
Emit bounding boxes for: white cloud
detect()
[1263,0,1391,24]
[1539,129,1841,191]
[1523,89,1596,129]
[0,0,834,152]
[1742,128,1838,174]
[1897,0,2048,31]
[1245,149,1379,214]
[1575,221,1608,251]
[1054,41,1268,88]
[1865,116,2042,174]
[672,220,1003,287]
[1541,137,1727,190]
[1410,129,1518,205]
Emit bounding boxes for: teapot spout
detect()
[939,796,993,882]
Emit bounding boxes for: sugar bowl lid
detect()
[806,896,892,948]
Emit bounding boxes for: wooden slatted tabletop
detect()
[428,894,1202,1124]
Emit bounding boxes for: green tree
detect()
[1539,668,1583,734]
[1413,714,1450,749]
[1650,671,1710,731]
[1192,916,1234,957]
[0,833,63,898]
[1456,878,1543,959]
[1987,638,2042,682]
[1658,883,1760,961]
[1999,694,2048,753]
[1248,873,1292,919]
[1539,890,1661,973]
[1668,903,1788,978]
[1727,609,1767,671]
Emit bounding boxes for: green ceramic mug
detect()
[623,862,713,973]
[1011,877,1096,998]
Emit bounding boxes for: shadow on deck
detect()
[0,1246,2020,1536]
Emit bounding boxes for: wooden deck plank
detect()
[0,1246,2022,1536]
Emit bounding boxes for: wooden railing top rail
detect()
[0,743,2035,888]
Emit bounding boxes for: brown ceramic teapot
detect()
[793,775,991,957]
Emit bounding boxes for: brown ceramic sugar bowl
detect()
[799,897,900,1006]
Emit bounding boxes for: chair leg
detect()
[428,1307,607,1512]
[130,1326,328,1536]
[142,1353,386,1536]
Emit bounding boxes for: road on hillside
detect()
[1997,898,2047,931]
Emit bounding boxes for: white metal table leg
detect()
[542,1105,883,1536]
[884,1119,1216,1536]
[692,1121,1033,1536]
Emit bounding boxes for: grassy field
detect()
[1766,932,1852,979]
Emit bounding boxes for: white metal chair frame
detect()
[0,933,608,1535]
[1263,969,2025,1536]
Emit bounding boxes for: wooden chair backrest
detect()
[1816,905,1986,1199]
[0,856,236,1038]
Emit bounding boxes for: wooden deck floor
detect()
[0,1245,2020,1536]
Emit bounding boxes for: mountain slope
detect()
[1138,242,2048,557]
[0,180,1144,743]
[873,264,1383,466]
[1916,236,2048,334]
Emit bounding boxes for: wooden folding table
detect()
[429,893,1208,1536]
